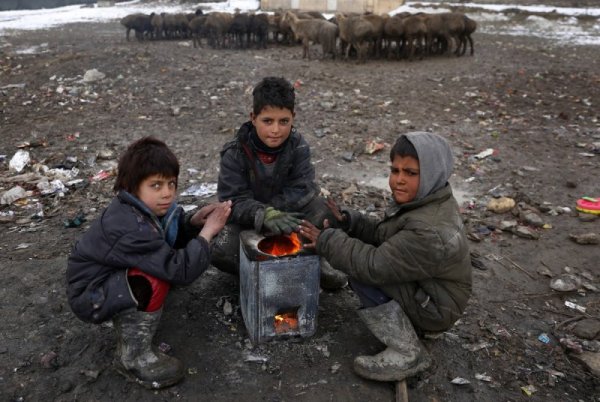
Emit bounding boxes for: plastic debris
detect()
[180,183,217,197]
[364,140,385,155]
[474,148,495,159]
[538,333,550,344]
[64,211,86,228]
[37,179,67,196]
[451,377,470,385]
[560,337,583,353]
[475,373,492,382]
[158,342,172,354]
[91,169,114,181]
[244,353,268,363]
[521,384,537,396]
[565,300,587,313]
[1,186,28,205]
[487,197,515,213]
[9,150,30,172]
[82,68,105,83]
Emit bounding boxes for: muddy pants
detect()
[211,196,337,275]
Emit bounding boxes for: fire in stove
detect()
[239,230,320,345]
[274,307,299,334]
[257,233,302,258]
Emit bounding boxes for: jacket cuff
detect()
[254,207,266,232]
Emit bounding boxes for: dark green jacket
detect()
[317,184,471,332]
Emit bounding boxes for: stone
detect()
[571,351,600,378]
[572,319,600,340]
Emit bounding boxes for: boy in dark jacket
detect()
[211,76,346,289]
[300,132,472,382]
[66,137,231,389]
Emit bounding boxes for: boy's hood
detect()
[403,132,454,201]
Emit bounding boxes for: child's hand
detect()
[199,201,232,242]
[326,196,346,224]
[299,219,321,249]
[190,203,219,227]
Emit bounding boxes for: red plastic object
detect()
[576,197,600,215]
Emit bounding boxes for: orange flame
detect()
[258,233,302,257]
[274,312,299,334]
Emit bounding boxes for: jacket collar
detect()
[385,184,453,218]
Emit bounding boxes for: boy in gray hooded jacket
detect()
[300,132,472,382]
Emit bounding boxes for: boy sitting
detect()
[66,137,231,389]
[211,76,347,290]
[300,132,472,382]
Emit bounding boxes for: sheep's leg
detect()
[468,35,474,55]
[303,39,309,59]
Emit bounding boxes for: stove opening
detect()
[258,233,302,257]
[274,307,299,334]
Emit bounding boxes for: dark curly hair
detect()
[252,76,295,115]
[113,136,179,194]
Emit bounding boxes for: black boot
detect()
[320,258,348,290]
[354,300,431,381]
[113,308,184,389]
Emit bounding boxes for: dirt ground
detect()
[1,5,599,402]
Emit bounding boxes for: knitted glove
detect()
[262,207,303,235]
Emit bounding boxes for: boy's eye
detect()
[151,183,161,189]
[168,181,177,188]
[279,119,290,125]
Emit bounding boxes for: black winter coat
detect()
[66,191,210,324]
[217,121,319,230]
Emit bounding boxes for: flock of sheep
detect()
[120,9,477,62]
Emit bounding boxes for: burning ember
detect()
[274,309,299,334]
[258,233,302,257]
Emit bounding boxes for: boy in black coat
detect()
[212,76,346,289]
[66,137,231,389]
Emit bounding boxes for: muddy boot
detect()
[354,300,431,382]
[113,308,184,389]
[320,258,348,290]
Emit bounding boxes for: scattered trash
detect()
[565,300,587,313]
[451,377,470,385]
[475,373,492,382]
[364,140,385,155]
[576,197,600,215]
[538,333,550,344]
[550,274,582,292]
[0,211,16,223]
[244,353,268,363]
[180,183,217,197]
[9,150,30,172]
[487,197,515,213]
[37,179,67,196]
[90,169,114,181]
[16,243,31,249]
[1,185,28,205]
[462,341,493,352]
[330,362,341,374]
[521,384,537,396]
[222,300,233,316]
[82,68,105,83]
[474,148,495,159]
[64,211,86,228]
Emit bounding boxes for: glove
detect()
[262,207,303,235]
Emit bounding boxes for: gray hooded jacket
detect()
[316,132,471,332]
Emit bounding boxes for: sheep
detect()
[250,13,270,49]
[282,11,338,60]
[230,12,252,48]
[150,12,164,40]
[120,13,152,41]
[336,13,376,63]
[460,15,477,56]
[204,12,233,49]
[361,13,387,58]
[189,14,207,48]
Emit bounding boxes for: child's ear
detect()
[250,112,256,124]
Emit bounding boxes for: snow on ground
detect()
[0,0,599,45]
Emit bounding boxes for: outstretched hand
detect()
[199,200,232,242]
[190,203,219,227]
[326,196,346,224]
[299,219,329,249]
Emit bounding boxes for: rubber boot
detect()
[320,258,348,290]
[113,308,184,389]
[354,300,432,381]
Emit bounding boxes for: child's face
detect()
[135,174,177,217]
[251,105,294,148]
[389,155,420,204]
